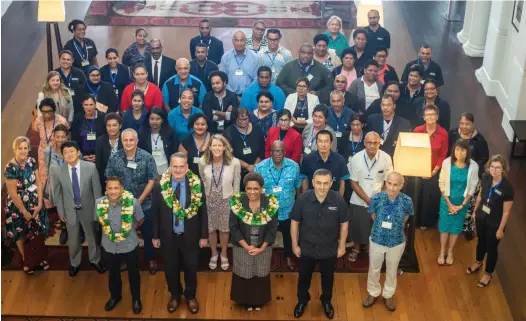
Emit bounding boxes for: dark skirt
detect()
[417,174,441,227]
[230,273,271,306]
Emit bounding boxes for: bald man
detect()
[317,75,354,110]
[147,39,176,88]
[220,31,259,96]
[162,58,207,111]
[364,9,391,49]
[363,171,412,312]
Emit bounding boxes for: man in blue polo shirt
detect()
[162,58,207,110]
[300,129,349,197]
[240,66,286,113]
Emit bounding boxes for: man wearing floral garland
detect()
[95,176,144,314]
[152,152,208,314]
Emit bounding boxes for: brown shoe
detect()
[362,294,377,308]
[148,260,157,275]
[286,257,295,270]
[187,298,199,314]
[384,297,396,311]
[167,297,180,313]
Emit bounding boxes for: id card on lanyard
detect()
[483,180,502,215]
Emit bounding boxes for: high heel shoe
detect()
[477,273,492,288]
[466,262,482,274]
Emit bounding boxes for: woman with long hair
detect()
[36,71,74,122]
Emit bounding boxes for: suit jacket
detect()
[51,160,102,225]
[347,77,384,113]
[264,126,303,163]
[100,63,133,101]
[198,157,241,199]
[146,55,177,89]
[71,111,107,151]
[95,134,123,188]
[152,177,208,246]
[365,114,411,157]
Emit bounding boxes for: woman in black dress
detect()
[100,48,133,102]
[70,94,106,163]
[250,91,278,140]
[224,108,265,189]
[63,19,99,74]
[179,114,211,177]
[83,66,119,113]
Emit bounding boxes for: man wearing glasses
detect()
[257,29,293,84]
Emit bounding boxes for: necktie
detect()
[72,167,81,207]
[174,183,181,226]
[154,60,159,87]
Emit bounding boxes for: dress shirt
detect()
[151,56,162,87]
[258,46,293,83]
[349,149,393,207]
[172,178,186,233]
[240,82,286,113]
[68,161,81,183]
[221,49,260,95]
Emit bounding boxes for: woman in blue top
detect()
[167,88,203,139]
[122,90,149,133]
[323,15,349,57]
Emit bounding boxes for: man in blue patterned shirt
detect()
[362,171,413,312]
[255,140,302,270]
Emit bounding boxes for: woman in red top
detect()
[413,104,449,229]
[120,64,163,112]
[265,109,302,163]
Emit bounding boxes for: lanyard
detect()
[330,108,344,131]
[236,125,249,147]
[110,71,118,85]
[382,119,392,139]
[266,52,278,67]
[87,83,101,98]
[44,118,56,145]
[55,156,64,166]
[487,180,502,203]
[309,126,317,147]
[85,113,97,133]
[298,60,311,74]
[270,165,283,187]
[192,133,208,157]
[297,98,307,112]
[212,161,224,189]
[73,38,88,61]
[233,51,246,68]
[364,153,377,177]
[152,132,161,149]
[350,132,363,155]
[58,69,72,87]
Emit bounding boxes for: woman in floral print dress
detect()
[4,136,50,275]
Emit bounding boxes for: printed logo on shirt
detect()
[328,206,338,211]
[377,37,383,40]
[495,190,502,195]
[430,72,436,76]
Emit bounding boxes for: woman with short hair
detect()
[283,77,320,134]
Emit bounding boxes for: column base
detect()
[462,41,485,57]
[457,30,469,44]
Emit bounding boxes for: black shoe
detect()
[104,297,122,311]
[294,302,307,318]
[132,300,142,314]
[68,265,80,277]
[59,228,68,245]
[91,262,107,273]
[322,302,334,319]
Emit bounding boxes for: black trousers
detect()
[475,218,501,274]
[297,255,337,304]
[277,218,293,258]
[107,246,140,301]
[163,233,199,299]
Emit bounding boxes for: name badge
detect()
[380,139,384,145]
[335,131,342,138]
[235,69,244,76]
[217,120,225,131]
[482,205,491,214]
[243,147,252,155]
[27,184,37,192]
[272,186,282,193]
[152,150,162,156]
[114,89,119,96]
[271,67,276,73]
[193,157,200,164]
[297,117,305,122]
[306,74,314,81]
[81,60,89,67]
[381,221,392,229]
[304,147,312,154]
[127,161,137,169]
[377,37,383,40]
[87,133,97,141]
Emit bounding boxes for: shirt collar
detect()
[172,177,186,185]
[175,75,193,85]
[264,46,282,55]
[175,106,196,116]
[233,48,247,57]
[379,64,390,73]
[68,160,80,170]
[152,55,163,64]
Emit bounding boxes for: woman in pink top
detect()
[331,48,359,90]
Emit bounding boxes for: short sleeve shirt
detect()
[476,175,514,227]
[368,191,413,247]
[300,151,350,192]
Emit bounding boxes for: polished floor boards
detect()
[1,228,514,321]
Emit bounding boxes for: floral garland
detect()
[96,190,134,243]
[229,193,279,226]
[160,169,202,221]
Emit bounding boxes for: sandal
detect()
[220,254,229,271]
[466,262,482,274]
[477,273,492,288]
[23,266,35,276]
[348,248,360,262]
[39,260,50,270]
[209,254,218,270]
[437,252,445,265]
[446,252,454,265]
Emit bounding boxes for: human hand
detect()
[226,105,233,112]
[245,245,256,253]
[199,239,208,248]
[152,239,161,248]
[247,165,255,172]
[32,205,42,219]
[337,245,346,258]
[447,204,457,214]
[293,245,301,258]
[59,216,67,223]
[496,229,504,240]
[23,210,32,222]
[248,247,263,256]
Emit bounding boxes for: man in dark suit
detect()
[365,94,411,157]
[152,152,208,314]
[146,39,176,89]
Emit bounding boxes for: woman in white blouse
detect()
[437,139,479,265]
[284,77,320,134]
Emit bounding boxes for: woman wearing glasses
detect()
[264,109,302,163]
[284,77,320,134]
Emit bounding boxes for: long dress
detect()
[438,164,469,235]
[230,210,273,306]
[207,162,230,233]
[4,157,49,242]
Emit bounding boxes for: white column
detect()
[457,1,474,44]
[462,1,492,57]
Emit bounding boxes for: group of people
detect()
[3,10,515,320]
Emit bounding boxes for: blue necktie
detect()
[72,167,81,207]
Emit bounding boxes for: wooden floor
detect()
[1,229,513,321]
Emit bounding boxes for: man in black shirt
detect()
[56,50,87,114]
[189,19,225,65]
[401,45,444,86]
[291,168,348,319]
[364,9,391,49]
[202,71,239,133]
[190,43,219,92]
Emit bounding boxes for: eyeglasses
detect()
[254,27,265,32]
[41,110,54,114]
[490,165,503,170]
[375,54,387,58]
[297,85,308,89]
[271,150,284,154]
[424,88,436,92]
[424,113,437,117]
[267,37,280,42]
[365,141,380,146]
[238,117,250,122]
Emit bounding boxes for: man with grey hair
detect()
[105,128,158,274]
[152,152,208,314]
[162,57,207,111]
[327,90,355,147]
[362,171,412,312]
[147,38,176,88]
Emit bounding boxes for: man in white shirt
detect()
[147,39,176,89]
[347,131,393,262]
